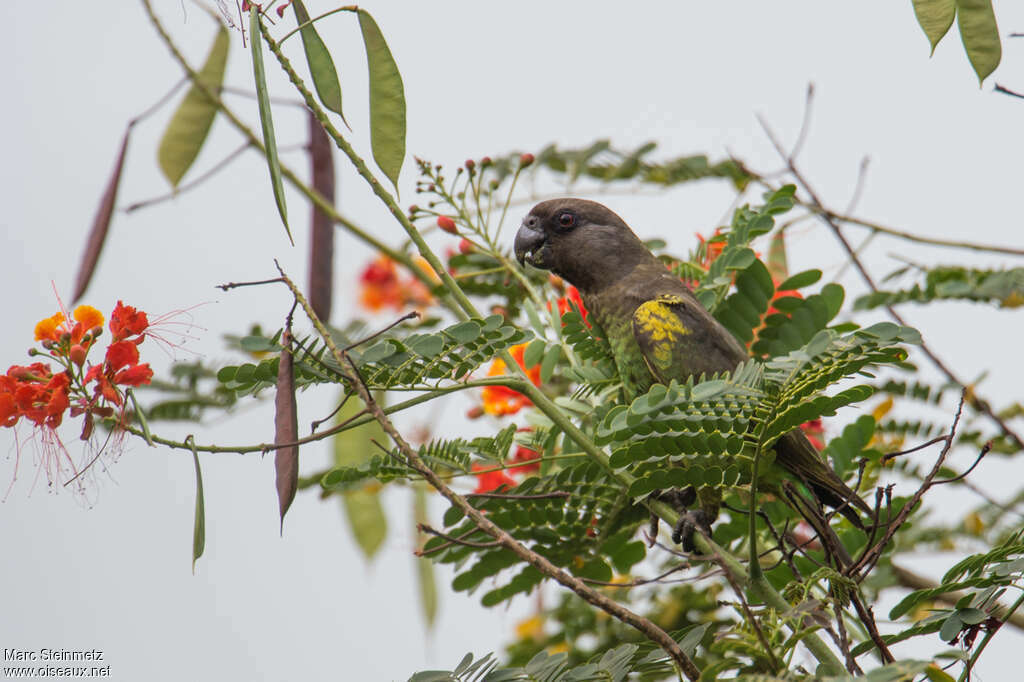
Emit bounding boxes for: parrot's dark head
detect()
[514,198,654,293]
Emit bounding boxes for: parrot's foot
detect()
[647,487,713,553]
[671,509,713,553]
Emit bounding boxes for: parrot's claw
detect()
[648,487,713,553]
[671,509,713,553]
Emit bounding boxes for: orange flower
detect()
[481,344,541,416]
[73,305,104,332]
[34,312,66,342]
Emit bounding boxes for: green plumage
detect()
[514,197,873,539]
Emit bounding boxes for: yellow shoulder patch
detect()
[632,298,688,372]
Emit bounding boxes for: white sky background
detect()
[2,1,1023,680]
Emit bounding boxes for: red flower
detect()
[800,418,825,451]
[552,285,589,325]
[472,462,517,493]
[1,363,71,429]
[109,301,149,342]
[358,254,433,312]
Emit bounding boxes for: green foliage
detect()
[138,361,237,421]
[695,186,795,313]
[887,532,1024,649]
[357,9,406,190]
[409,635,703,682]
[912,0,1001,84]
[216,314,532,394]
[423,463,647,606]
[323,424,519,489]
[597,323,917,496]
[157,26,228,187]
[291,0,346,123]
[250,9,290,241]
[855,265,1024,310]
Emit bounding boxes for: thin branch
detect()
[881,435,951,463]
[850,393,968,579]
[418,523,501,549]
[124,142,252,213]
[343,311,420,352]
[463,491,570,501]
[216,276,284,291]
[789,83,815,162]
[277,265,702,681]
[758,114,1024,453]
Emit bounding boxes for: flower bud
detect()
[437,216,458,235]
[480,156,492,167]
[408,204,419,216]
[465,405,484,420]
[70,344,87,367]
[519,153,535,167]
[465,159,475,172]
[458,238,474,254]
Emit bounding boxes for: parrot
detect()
[513,197,873,559]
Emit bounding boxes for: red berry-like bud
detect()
[465,405,484,420]
[481,156,492,166]
[458,238,474,254]
[408,204,419,215]
[69,344,87,367]
[519,153,535,167]
[437,216,458,234]
[465,159,475,171]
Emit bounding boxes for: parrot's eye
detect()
[557,212,576,229]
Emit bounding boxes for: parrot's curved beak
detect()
[514,219,549,269]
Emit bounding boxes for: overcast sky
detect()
[3,2,1023,680]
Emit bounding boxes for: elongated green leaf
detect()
[357,9,406,191]
[913,0,956,54]
[292,0,347,126]
[413,484,438,627]
[190,442,205,574]
[334,391,388,558]
[250,9,292,242]
[158,27,229,187]
[957,0,1001,84]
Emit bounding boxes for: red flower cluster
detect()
[358,254,434,312]
[1,301,154,434]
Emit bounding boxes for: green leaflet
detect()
[357,10,406,191]
[190,443,205,574]
[157,27,229,187]
[333,391,388,559]
[413,484,438,627]
[957,0,1001,84]
[912,0,956,54]
[250,9,291,243]
[292,0,347,126]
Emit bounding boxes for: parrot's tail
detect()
[776,430,875,531]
